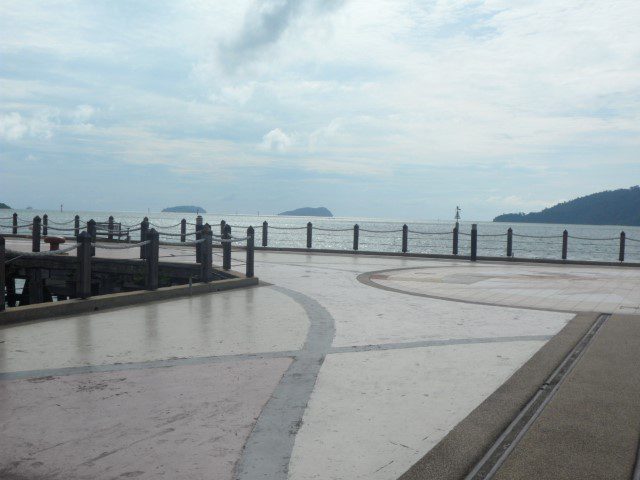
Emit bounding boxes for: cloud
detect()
[260,128,293,152]
[0,111,56,141]
[72,104,96,123]
[218,0,344,68]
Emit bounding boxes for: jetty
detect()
[1,214,640,479]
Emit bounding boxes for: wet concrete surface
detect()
[2,243,638,479]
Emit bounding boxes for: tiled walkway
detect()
[1,244,637,479]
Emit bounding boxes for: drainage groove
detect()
[465,313,610,480]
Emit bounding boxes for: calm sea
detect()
[2,209,640,263]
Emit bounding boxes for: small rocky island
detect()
[0,202,10,209]
[278,207,333,217]
[162,205,206,214]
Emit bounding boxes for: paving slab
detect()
[0,357,291,480]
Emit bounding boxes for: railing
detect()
[2,213,639,265]
[0,218,256,311]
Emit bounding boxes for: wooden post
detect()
[402,224,408,253]
[471,224,477,261]
[28,268,44,304]
[140,218,149,259]
[87,219,96,256]
[180,218,186,243]
[262,221,268,247]
[32,216,41,252]
[76,231,92,299]
[452,226,459,255]
[619,231,625,262]
[307,222,312,249]
[195,216,203,263]
[223,224,231,270]
[353,224,359,251]
[108,215,114,241]
[507,228,513,257]
[12,212,17,235]
[562,230,568,260]
[42,214,48,236]
[200,224,212,282]
[146,228,159,290]
[246,226,255,278]
[220,220,226,236]
[0,236,5,311]
[74,215,80,239]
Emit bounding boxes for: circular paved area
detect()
[361,262,640,314]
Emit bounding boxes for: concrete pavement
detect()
[1,243,639,479]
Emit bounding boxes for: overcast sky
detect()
[1,0,639,220]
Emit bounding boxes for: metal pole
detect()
[87,219,97,256]
[140,218,149,259]
[619,231,625,262]
[180,218,186,243]
[402,224,408,253]
[32,216,41,252]
[507,228,513,257]
[452,226,458,255]
[353,224,359,251]
[74,215,80,239]
[0,235,5,311]
[108,215,114,241]
[246,227,255,278]
[201,224,212,282]
[562,230,568,260]
[42,214,48,236]
[146,229,159,290]
[223,224,231,270]
[77,231,92,299]
[307,222,312,249]
[12,212,17,235]
[195,215,203,263]
[470,224,477,261]
[262,221,268,247]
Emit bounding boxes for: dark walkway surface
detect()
[401,313,640,480]
[492,313,640,480]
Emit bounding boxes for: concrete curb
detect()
[399,312,599,480]
[0,275,259,324]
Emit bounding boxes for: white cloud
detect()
[260,128,293,152]
[0,111,55,141]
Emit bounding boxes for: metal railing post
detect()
[42,214,48,236]
[562,230,568,260]
[619,231,625,262]
[452,226,458,255]
[353,224,359,251]
[12,212,17,235]
[180,218,186,243]
[307,222,312,249]
[87,219,97,256]
[77,231,92,299]
[470,224,477,261]
[262,221,268,247]
[108,215,114,241]
[32,216,41,252]
[507,228,513,257]
[402,224,408,253]
[146,228,159,290]
[195,215,203,263]
[140,218,149,259]
[0,235,5,311]
[223,224,231,270]
[74,215,80,239]
[201,224,212,282]
[246,227,255,278]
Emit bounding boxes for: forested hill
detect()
[493,186,640,226]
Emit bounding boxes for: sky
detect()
[1,0,639,221]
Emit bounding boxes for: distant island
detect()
[162,205,206,214]
[494,186,640,226]
[0,202,10,209]
[278,207,333,217]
